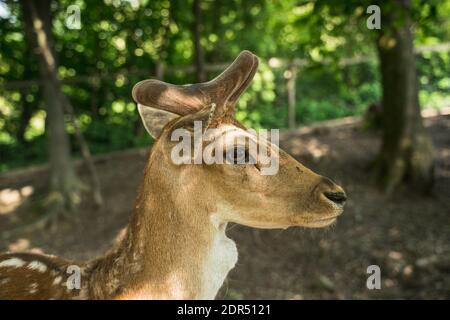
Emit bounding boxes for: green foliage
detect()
[417,51,450,108]
[0,0,449,171]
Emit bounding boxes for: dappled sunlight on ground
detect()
[0,186,34,215]
[5,237,44,255]
[282,137,330,162]
[304,138,330,161]
[7,238,30,251]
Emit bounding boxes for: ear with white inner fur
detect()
[138,104,179,138]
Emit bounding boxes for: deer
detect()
[0,51,346,300]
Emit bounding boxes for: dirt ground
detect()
[1,115,449,299]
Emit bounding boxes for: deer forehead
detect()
[205,124,278,149]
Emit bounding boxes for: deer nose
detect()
[323,191,347,205]
[319,177,347,206]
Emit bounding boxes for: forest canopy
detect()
[0,0,449,172]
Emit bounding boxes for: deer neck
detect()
[87,164,238,300]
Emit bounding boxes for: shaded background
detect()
[0,0,449,299]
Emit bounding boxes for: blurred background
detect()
[0,0,449,299]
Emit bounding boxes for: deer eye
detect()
[225,147,245,164]
[225,146,256,165]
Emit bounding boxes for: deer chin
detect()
[289,208,343,229]
[219,202,344,230]
[238,219,338,230]
[296,217,338,228]
[229,211,342,230]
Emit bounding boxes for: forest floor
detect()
[0,115,449,299]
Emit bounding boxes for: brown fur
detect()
[0,51,346,299]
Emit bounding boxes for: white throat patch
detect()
[199,214,238,299]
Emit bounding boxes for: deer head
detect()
[132,50,346,230]
[0,51,347,301]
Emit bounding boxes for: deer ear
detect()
[138,104,179,138]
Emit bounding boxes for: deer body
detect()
[0,51,346,299]
[0,174,238,299]
[0,141,239,300]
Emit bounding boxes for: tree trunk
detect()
[375,0,434,193]
[17,46,37,145]
[17,89,32,145]
[192,0,206,82]
[20,0,79,213]
[287,63,297,130]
